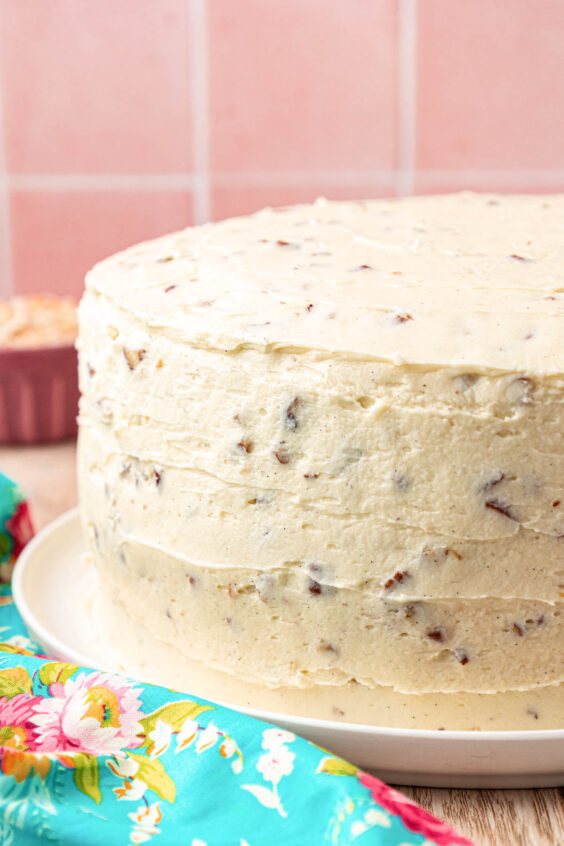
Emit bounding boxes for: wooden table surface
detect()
[1,441,563,846]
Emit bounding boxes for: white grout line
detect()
[2,171,399,192]
[188,0,211,223]
[415,170,564,189]
[396,0,417,197]
[211,171,398,188]
[5,169,564,194]
[0,75,13,297]
[6,174,196,192]
[215,169,564,189]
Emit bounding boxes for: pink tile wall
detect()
[1,0,564,299]
[416,0,564,171]
[10,191,193,297]
[210,179,396,222]
[1,0,191,175]
[208,0,397,174]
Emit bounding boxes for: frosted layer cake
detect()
[77,193,564,730]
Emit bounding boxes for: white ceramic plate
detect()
[12,509,564,788]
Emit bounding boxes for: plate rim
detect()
[12,507,116,673]
[13,507,564,745]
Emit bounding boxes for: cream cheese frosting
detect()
[77,193,564,729]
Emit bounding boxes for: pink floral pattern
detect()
[0,693,42,752]
[5,502,34,560]
[30,671,144,756]
[359,772,474,845]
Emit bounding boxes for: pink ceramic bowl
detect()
[0,344,79,444]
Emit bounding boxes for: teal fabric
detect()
[0,471,33,572]
[0,476,473,846]
[0,471,24,563]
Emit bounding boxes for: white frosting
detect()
[84,193,564,373]
[77,193,564,729]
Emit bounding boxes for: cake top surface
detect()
[85,192,564,374]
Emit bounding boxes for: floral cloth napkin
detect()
[0,473,473,846]
[0,471,34,584]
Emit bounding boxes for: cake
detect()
[77,193,564,730]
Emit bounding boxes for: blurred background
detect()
[0,0,563,300]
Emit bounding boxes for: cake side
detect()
[77,194,564,729]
